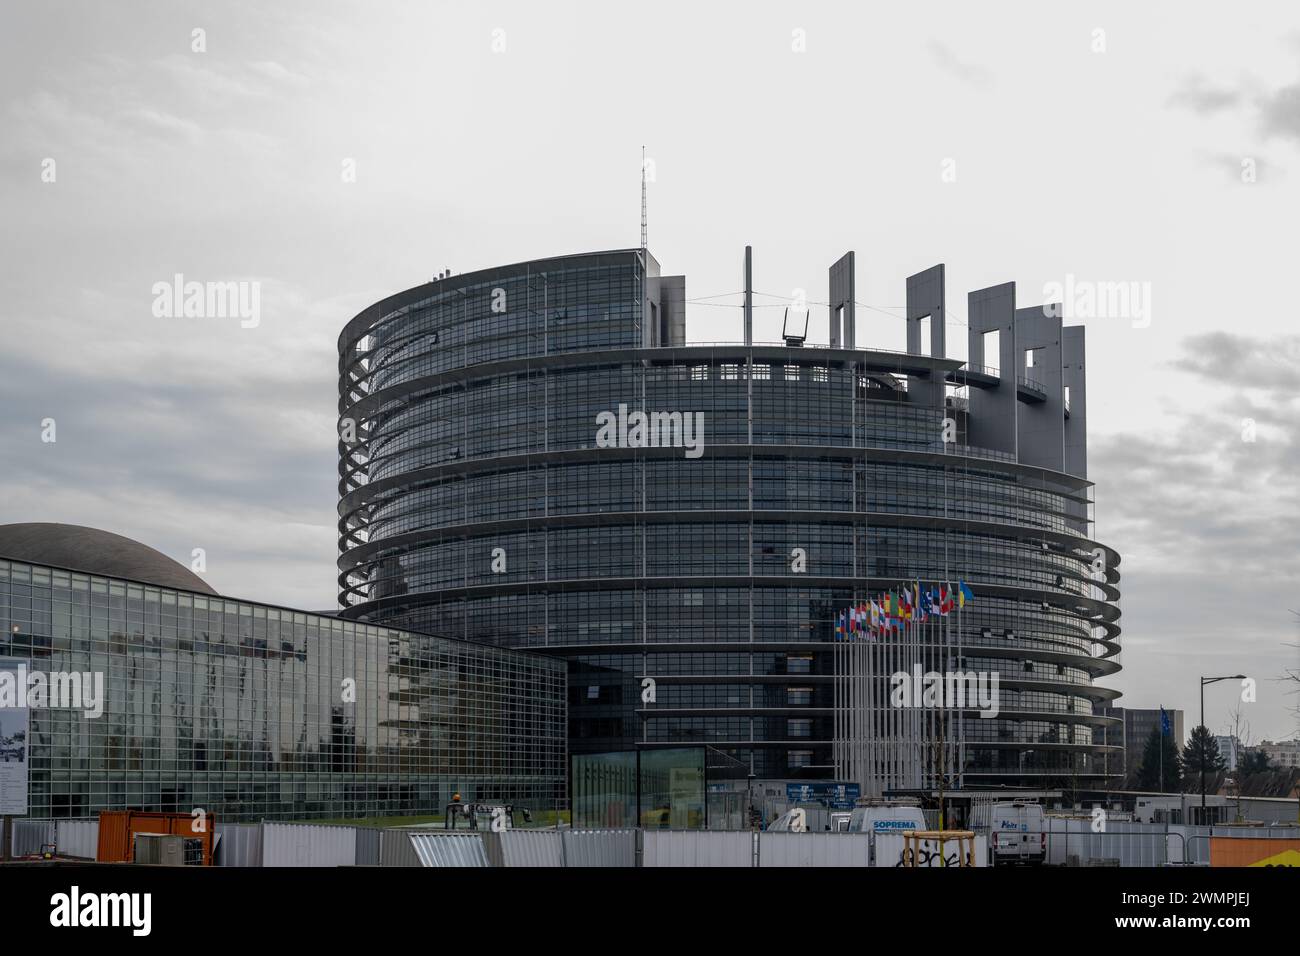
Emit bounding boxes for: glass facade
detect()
[340,248,1122,787]
[0,559,566,821]
[571,747,707,829]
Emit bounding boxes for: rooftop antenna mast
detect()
[640,145,648,250]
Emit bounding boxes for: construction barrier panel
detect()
[758,832,872,867]
[562,828,637,867]
[1209,837,1300,867]
[56,819,100,860]
[261,822,355,868]
[215,822,263,867]
[643,830,753,867]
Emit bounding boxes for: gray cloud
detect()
[1170,331,1300,395]
[927,40,994,89]
[1093,332,1300,739]
[1170,65,1300,145]
[0,318,340,609]
[1260,81,1300,141]
[1167,75,1242,114]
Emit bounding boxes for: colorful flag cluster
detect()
[834,581,974,641]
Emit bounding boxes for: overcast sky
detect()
[2,0,1297,742]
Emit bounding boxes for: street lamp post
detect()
[1199,675,1246,824]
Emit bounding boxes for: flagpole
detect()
[866,618,874,797]
[898,593,904,792]
[840,613,847,783]
[854,625,861,792]
[896,591,903,793]
[914,607,922,790]
[930,584,937,795]
[887,599,894,794]
[881,593,889,794]
[842,624,849,786]
[913,601,920,790]
[917,608,923,790]
[843,620,848,784]
[857,627,864,793]
[897,592,903,792]
[948,588,957,791]
[876,597,883,796]
[954,592,961,791]
[866,604,874,798]
[953,589,960,790]
[845,610,851,786]
[912,600,919,790]
[857,624,864,792]
[924,590,930,792]
[854,621,861,791]
[914,592,921,789]
[887,591,895,793]
[849,619,856,790]
[846,621,853,787]
[833,619,839,781]
[837,619,843,782]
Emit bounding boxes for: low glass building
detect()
[0,528,566,821]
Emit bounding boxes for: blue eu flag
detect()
[1160,707,1171,737]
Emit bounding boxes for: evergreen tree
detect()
[1239,750,1272,776]
[1181,725,1226,781]
[1135,725,1181,791]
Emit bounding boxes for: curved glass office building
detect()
[338,248,1122,786]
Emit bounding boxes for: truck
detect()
[990,801,1046,865]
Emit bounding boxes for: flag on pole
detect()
[957,580,974,608]
[1160,706,1171,737]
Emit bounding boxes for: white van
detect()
[990,802,1046,865]
[846,801,928,836]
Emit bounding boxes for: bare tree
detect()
[1223,704,1252,823]
[1285,610,1300,738]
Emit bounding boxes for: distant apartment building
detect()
[1259,739,1300,770]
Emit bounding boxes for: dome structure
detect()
[0,522,217,595]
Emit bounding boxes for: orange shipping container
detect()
[96,810,216,866]
[1209,836,1300,867]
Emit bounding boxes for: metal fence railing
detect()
[9,816,1295,867]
